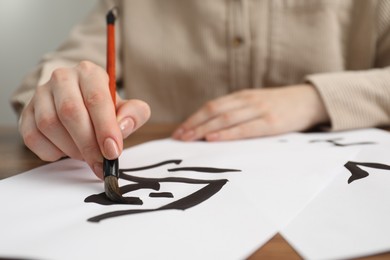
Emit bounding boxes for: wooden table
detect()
[0,123,388,260]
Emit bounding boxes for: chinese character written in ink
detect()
[85,160,241,222]
[344,161,390,184]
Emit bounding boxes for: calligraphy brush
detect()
[103,8,124,203]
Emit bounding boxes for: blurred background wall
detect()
[0,0,97,126]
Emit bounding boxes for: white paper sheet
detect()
[1,128,389,260]
[0,158,276,260]
[281,143,390,260]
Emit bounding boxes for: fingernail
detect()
[172,128,184,139]
[119,117,134,138]
[103,138,120,159]
[93,162,103,180]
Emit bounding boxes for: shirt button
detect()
[232,36,244,47]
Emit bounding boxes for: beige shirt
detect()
[11,0,390,130]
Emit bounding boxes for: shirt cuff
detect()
[305,69,390,131]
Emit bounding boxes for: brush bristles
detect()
[104,176,125,203]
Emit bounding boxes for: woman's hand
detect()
[173,84,329,141]
[19,61,150,179]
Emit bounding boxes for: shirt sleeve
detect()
[10,0,121,116]
[306,0,390,131]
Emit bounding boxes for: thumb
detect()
[116,98,151,139]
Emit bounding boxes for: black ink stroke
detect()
[119,159,182,172]
[149,192,174,198]
[168,167,241,173]
[310,138,376,147]
[85,159,240,223]
[85,182,160,205]
[85,160,182,206]
[119,173,225,184]
[87,178,227,223]
[344,161,390,184]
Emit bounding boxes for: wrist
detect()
[300,84,330,127]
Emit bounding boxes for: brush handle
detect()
[103,158,119,178]
[106,9,116,105]
[104,9,119,178]
[104,9,119,180]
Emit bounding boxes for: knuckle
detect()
[22,130,59,162]
[84,91,106,109]
[36,114,60,133]
[220,112,233,124]
[20,125,64,162]
[77,60,96,73]
[22,129,40,150]
[51,68,72,83]
[81,143,100,160]
[205,101,218,115]
[77,60,106,79]
[58,99,82,121]
[264,114,278,127]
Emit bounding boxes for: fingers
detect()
[19,101,66,161]
[173,93,246,139]
[173,85,329,142]
[116,99,151,139]
[205,118,275,141]
[33,84,82,160]
[50,65,105,178]
[19,61,151,179]
[76,61,122,160]
[178,106,264,141]
[173,90,267,141]
[183,95,245,129]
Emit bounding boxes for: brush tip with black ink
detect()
[103,158,125,203]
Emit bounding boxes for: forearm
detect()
[306,67,390,130]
